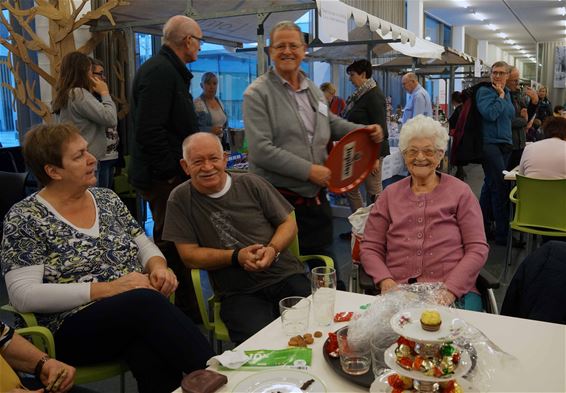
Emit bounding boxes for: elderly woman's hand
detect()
[437,288,456,306]
[149,267,178,297]
[40,358,76,392]
[112,272,155,294]
[365,124,384,144]
[379,278,398,293]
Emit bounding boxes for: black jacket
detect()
[345,85,390,158]
[129,45,198,190]
[451,81,491,166]
[501,241,566,324]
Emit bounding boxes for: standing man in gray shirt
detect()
[243,21,382,279]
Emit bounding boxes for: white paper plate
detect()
[383,343,472,383]
[390,307,465,343]
[233,369,326,393]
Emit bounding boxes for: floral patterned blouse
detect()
[1,187,144,332]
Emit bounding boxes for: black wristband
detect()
[35,355,50,379]
[231,248,241,268]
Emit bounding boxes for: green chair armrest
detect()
[190,268,213,332]
[16,326,56,357]
[509,186,518,203]
[1,304,39,327]
[297,255,334,268]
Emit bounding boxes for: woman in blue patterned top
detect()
[1,123,214,393]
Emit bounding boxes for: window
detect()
[135,33,158,69]
[189,44,257,129]
[0,9,18,147]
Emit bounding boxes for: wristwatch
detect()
[267,243,281,262]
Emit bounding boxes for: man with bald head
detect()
[401,72,432,124]
[163,132,310,343]
[130,15,203,319]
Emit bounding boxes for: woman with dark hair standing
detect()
[194,72,229,149]
[342,59,389,216]
[52,51,117,182]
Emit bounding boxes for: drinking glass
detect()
[370,333,398,378]
[310,266,337,326]
[336,326,371,375]
[279,296,310,336]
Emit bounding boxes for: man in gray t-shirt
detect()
[163,132,309,343]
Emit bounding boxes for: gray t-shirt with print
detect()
[163,172,305,297]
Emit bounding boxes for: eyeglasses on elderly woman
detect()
[402,147,441,158]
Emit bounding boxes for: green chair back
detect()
[511,175,566,235]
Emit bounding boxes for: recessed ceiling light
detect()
[504,39,516,45]
[487,24,497,31]
[497,32,508,39]
[520,49,527,54]
[513,45,522,50]
[472,12,486,21]
[560,7,566,16]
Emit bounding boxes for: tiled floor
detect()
[0,163,529,392]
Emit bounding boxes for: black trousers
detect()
[55,289,214,393]
[220,274,310,344]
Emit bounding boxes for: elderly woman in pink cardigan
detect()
[360,115,489,311]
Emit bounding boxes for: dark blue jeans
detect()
[97,158,118,189]
[480,143,511,243]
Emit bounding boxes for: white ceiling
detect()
[423,0,566,62]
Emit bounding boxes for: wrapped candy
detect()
[396,343,413,359]
[387,373,413,390]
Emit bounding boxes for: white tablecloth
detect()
[174,291,566,392]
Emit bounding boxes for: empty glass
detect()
[336,326,371,375]
[279,296,310,336]
[311,266,337,326]
[370,333,398,378]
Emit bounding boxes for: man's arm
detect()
[175,243,267,272]
[2,331,75,392]
[255,213,297,269]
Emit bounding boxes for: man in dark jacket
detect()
[129,15,202,319]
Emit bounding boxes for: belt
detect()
[277,188,322,207]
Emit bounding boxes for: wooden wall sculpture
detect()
[0,0,127,122]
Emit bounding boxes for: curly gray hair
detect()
[399,115,449,152]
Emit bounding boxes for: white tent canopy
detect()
[308,0,444,64]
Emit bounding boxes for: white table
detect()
[174,292,566,392]
[504,166,519,181]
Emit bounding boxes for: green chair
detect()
[504,175,566,279]
[1,304,128,392]
[191,211,334,352]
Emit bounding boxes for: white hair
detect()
[163,15,195,48]
[399,115,449,152]
[182,132,223,161]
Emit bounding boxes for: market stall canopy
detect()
[307,25,445,64]
[377,47,479,70]
[102,0,315,44]
[307,0,443,64]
